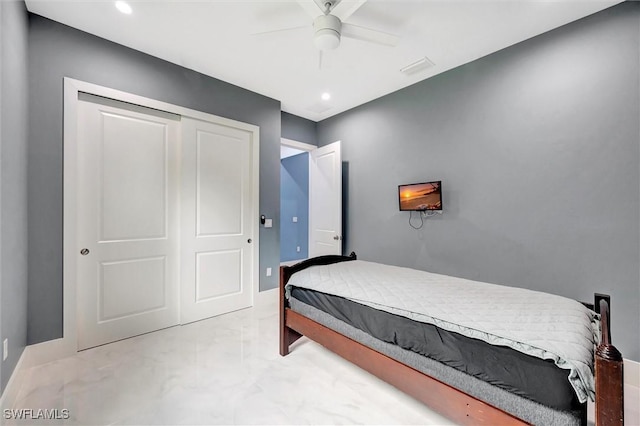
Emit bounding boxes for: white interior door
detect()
[309,141,342,256]
[76,94,180,350]
[180,117,257,324]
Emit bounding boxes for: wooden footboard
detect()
[279,254,625,426]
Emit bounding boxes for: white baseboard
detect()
[625,358,639,387]
[255,287,278,308]
[0,349,27,411]
[21,337,77,370]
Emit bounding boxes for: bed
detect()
[279,252,624,426]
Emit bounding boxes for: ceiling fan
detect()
[255,0,400,53]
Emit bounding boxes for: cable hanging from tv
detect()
[408,210,439,229]
[409,211,424,229]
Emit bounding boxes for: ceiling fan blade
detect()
[330,0,367,22]
[341,23,400,47]
[296,0,323,19]
[251,25,308,37]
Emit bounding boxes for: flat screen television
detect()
[398,181,442,211]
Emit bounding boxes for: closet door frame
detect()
[40,78,260,362]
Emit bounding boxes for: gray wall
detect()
[281,112,317,146]
[317,2,640,361]
[281,153,310,262]
[27,15,282,345]
[1,0,29,392]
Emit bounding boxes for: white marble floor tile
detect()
[7,301,638,425]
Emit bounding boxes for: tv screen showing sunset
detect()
[399,181,442,211]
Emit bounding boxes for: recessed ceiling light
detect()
[321,92,331,101]
[115,1,132,15]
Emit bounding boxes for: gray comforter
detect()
[286,260,599,403]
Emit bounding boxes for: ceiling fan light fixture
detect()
[313,14,342,51]
[314,29,340,50]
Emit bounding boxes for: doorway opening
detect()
[280,138,315,264]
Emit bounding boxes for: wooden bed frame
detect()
[279,252,624,426]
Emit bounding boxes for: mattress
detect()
[290,286,581,412]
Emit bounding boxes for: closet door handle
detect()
[247,239,252,244]
[80,248,90,256]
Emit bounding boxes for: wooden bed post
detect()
[279,266,301,356]
[595,298,624,426]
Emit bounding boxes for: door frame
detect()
[32,78,260,363]
[280,138,342,262]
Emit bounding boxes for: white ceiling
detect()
[25,0,622,122]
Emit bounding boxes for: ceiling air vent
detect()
[400,56,435,75]
[306,102,333,114]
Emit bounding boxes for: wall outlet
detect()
[3,338,7,361]
[264,218,273,228]
[266,267,272,277]
[292,216,298,223]
[296,246,301,252]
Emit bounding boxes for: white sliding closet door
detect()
[76,95,180,350]
[180,117,256,324]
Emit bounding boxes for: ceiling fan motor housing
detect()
[313,14,342,50]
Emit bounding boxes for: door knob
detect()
[333,235,341,241]
[80,248,90,256]
[247,239,252,243]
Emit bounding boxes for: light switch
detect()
[266,267,272,277]
[292,216,298,223]
[265,218,272,228]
